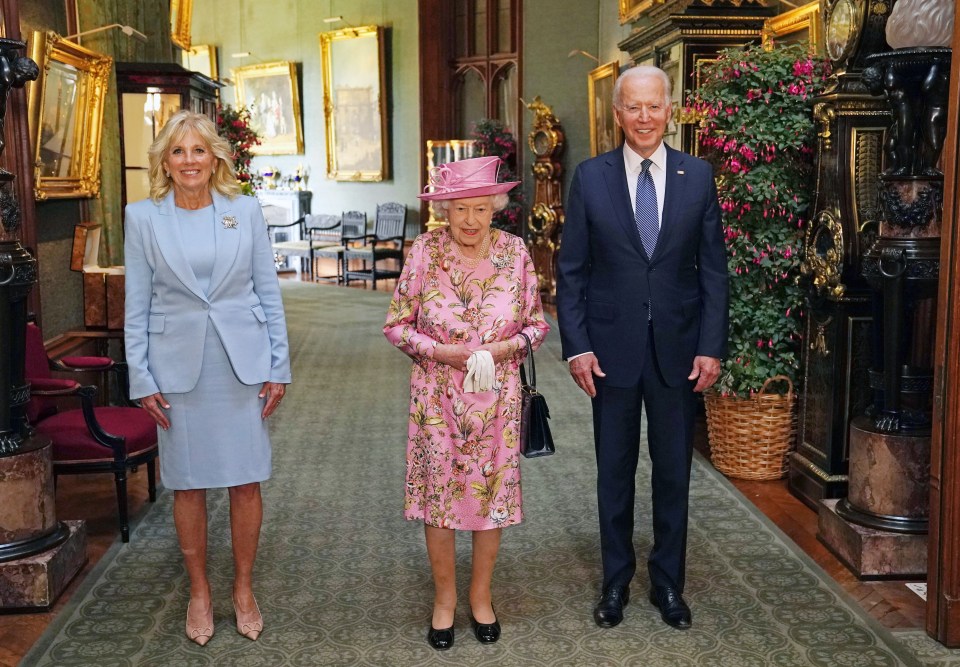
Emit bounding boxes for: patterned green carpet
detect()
[20,283,958,666]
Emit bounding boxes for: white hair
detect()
[613,65,672,108]
[430,193,511,221]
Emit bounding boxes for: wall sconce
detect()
[64,23,148,43]
[568,49,600,64]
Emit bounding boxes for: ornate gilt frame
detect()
[232,61,304,155]
[26,31,112,200]
[587,61,622,157]
[619,0,660,24]
[763,1,822,53]
[170,0,193,50]
[319,25,389,181]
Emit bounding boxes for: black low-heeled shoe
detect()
[427,625,454,650]
[470,613,501,643]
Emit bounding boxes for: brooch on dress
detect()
[221,215,238,229]
[490,252,511,270]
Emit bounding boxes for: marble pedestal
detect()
[0,520,86,610]
[0,437,87,610]
[819,498,927,578]
[817,415,930,578]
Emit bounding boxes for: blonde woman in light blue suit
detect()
[124,110,290,647]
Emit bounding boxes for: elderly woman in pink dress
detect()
[384,156,549,650]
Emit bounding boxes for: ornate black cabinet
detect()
[792,0,893,509]
[115,62,221,209]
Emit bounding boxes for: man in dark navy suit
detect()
[556,65,728,630]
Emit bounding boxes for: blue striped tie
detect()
[635,159,658,258]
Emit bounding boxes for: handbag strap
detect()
[519,332,536,390]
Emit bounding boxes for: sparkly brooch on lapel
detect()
[221,215,238,229]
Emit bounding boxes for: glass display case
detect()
[115,62,221,207]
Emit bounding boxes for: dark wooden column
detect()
[418,0,455,227]
[927,15,960,649]
[0,0,40,321]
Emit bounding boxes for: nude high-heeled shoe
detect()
[185,601,214,646]
[233,595,263,641]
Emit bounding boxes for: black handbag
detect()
[518,333,555,458]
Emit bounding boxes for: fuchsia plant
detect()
[685,42,830,397]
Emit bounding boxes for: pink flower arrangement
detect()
[685,41,829,397]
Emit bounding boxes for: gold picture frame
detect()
[588,61,622,157]
[170,0,193,50]
[619,0,657,24]
[182,44,218,80]
[232,61,304,155]
[26,30,112,200]
[763,1,822,53]
[319,25,389,181]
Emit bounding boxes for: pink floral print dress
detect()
[384,228,549,531]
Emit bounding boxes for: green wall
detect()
[191,0,421,227]
[520,1,631,218]
[22,0,173,338]
[21,0,629,336]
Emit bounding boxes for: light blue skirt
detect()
[158,321,272,490]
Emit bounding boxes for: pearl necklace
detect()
[452,232,491,269]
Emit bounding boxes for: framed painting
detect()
[319,25,389,181]
[182,44,218,80]
[232,61,304,155]
[26,30,112,200]
[170,0,193,50]
[588,61,622,157]
[619,0,656,24]
[763,1,822,54]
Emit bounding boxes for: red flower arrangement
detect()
[217,104,261,195]
[472,118,524,235]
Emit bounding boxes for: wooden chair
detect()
[314,211,368,284]
[343,203,406,289]
[266,214,309,277]
[25,323,158,542]
[303,214,343,282]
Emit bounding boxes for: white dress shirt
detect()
[624,141,667,229]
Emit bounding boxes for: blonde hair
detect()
[147,110,241,202]
[430,193,511,221]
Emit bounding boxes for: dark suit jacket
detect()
[556,144,729,388]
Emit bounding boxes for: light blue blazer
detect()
[124,190,292,400]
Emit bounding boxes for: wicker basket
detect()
[704,375,798,481]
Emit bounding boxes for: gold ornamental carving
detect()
[801,209,846,301]
[814,101,836,152]
[851,127,884,232]
[525,97,565,302]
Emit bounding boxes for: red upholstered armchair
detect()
[24,323,158,542]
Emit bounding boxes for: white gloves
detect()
[463,350,495,393]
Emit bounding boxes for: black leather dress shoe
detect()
[593,586,630,628]
[427,625,454,650]
[649,586,692,629]
[470,614,501,643]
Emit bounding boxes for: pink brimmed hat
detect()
[418,156,519,201]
